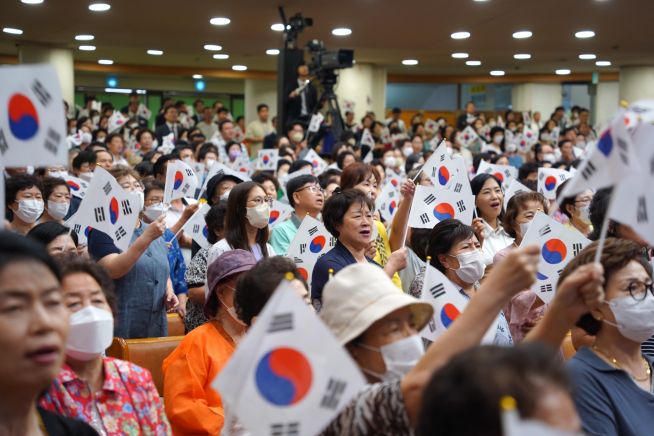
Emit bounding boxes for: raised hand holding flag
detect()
[163,160,199,204]
[408,185,475,229]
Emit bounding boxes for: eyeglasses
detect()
[120,182,143,192]
[247,196,273,207]
[622,280,654,302]
[296,184,324,194]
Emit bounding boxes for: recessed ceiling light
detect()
[555,69,571,75]
[490,70,505,76]
[513,53,531,60]
[332,27,352,36]
[266,49,280,55]
[232,65,247,71]
[402,59,419,66]
[595,60,612,67]
[575,30,595,39]
[512,30,532,39]
[2,27,23,35]
[579,53,596,60]
[451,31,471,39]
[213,53,229,60]
[75,34,94,41]
[192,74,203,79]
[78,45,96,51]
[474,0,489,2]
[98,59,113,65]
[210,17,230,26]
[466,60,481,66]
[203,44,222,51]
[270,23,285,31]
[147,49,163,56]
[451,52,469,59]
[88,2,110,12]
[21,0,44,4]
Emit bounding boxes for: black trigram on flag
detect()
[94,207,106,222]
[538,172,545,181]
[270,422,299,436]
[440,154,446,162]
[268,313,293,333]
[44,127,61,156]
[616,137,629,165]
[424,194,436,205]
[429,282,445,299]
[453,183,463,193]
[308,226,318,236]
[0,129,8,155]
[184,168,194,177]
[121,199,132,215]
[299,243,307,254]
[431,167,438,178]
[456,200,466,213]
[31,79,52,106]
[420,212,430,225]
[320,378,347,410]
[102,182,112,195]
[428,317,437,332]
[114,226,127,241]
[558,174,567,182]
[73,224,81,234]
[540,284,553,293]
[192,224,200,234]
[538,225,552,237]
[293,256,303,264]
[329,236,337,247]
[637,196,648,224]
[581,161,597,181]
[650,155,654,176]
[572,242,583,256]
[181,183,191,194]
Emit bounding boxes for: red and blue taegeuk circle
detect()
[66,180,80,191]
[541,239,567,264]
[309,235,326,253]
[108,197,119,224]
[437,166,450,186]
[263,154,270,164]
[536,271,549,281]
[255,347,312,407]
[440,303,461,328]
[493,172,505,183]
[597,129,613,157]
[388,200,397,215]
[269,210,280,224]
[544,176,557,191]
[202,225,209,239]
[390,178,399,187]
[433,202,455,221]
[173,171,184,189]
[8,93,39,140]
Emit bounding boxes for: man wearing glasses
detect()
[270,174,324,254]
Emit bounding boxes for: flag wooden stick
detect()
[593,197,614,264]
[411,168,423,183]
[166,205,204,244]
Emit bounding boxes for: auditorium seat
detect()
[561,331,577,361]
[107,336,183,396]
[167,313,185,336]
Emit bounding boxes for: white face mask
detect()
[14,199,44,224]
[402,147,413,158]
[47,200,70,221]
[81,132,93,144]
[66,306,114,361]
[384,156,397,168]
[493,135,504,145]
[358,334,425,382]
[577,205,591,225]
[143,202,167,221]
[505,142,518,153]
[290,131,304,143]
[48,170,68,179]
[79,172,94,182]
[182,157,195,166]
[205,158,216,170]
[450,250,486,284]
[218,296,247,327]
[246,203,270,229]
[604,293,654,343]
[542,153,556,163]
[519,220,532,238]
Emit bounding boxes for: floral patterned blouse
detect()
[40,357,171,436]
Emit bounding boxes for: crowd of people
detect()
[2,92,654,436]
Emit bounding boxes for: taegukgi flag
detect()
[408,185,475,229]
[537,168,573,200]
[519,212,590,304]
[376,180,400,223]
[304,149,328,176]
[0,64,67,167]
[285,216,336,285]
[63,174,90,199]
[503,178,533,209]
[180,203,211,249]
[163,160,199,204]
[269,200,294,228]
[256,149,279,171]
[68,167,141,252]
[477,161,519,190]
[214,278,365,436]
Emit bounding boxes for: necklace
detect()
[592,345,651,382]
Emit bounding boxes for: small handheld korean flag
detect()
[0,64,67,167]
[459,126,480,148]
[376,181,400,223]
[201,161,250,198]
[522,125,539,147]
[269,200,294,228]
[256,149,279,171]
[214,277,365,436]
[408,185,475,229]
[181,203,211,249]
[69,167,140,251]
[158,133,175,155]
[304,149,328,175]
[63,175,90,200]
[537,167,573,200]
[163,160,198,204]
[108,110,127,134]
[308,112,324,133]
[519,212,590,304]
[477,161,518,190]
[419,264,470,341]
[285,216,336,284]
[425,118,438,133]
[229,156,254,177]
[360,129,374,148]
[503,179,533,209]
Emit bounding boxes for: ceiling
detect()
[0,0,651,78]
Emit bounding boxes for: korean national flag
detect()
[163,160,199,204]
[360,128,375,148]
[0,64,67,167]
[308,112,325,133]
[477,160,518,190]
[181,203,211,249]
[269,200,294,228]
[503,178,533,209]
[519,212,590,304]
[285,216,336,286]
[256,149,279,171]
[63,175,90,199]
[408,185,475,229]
[458,125,480,148]
[537,167,573,200]
[201,161,250,198]
[214,279,365,436]
[68,167,140,251]
[376,180,400,223]
[304,149,328,176]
